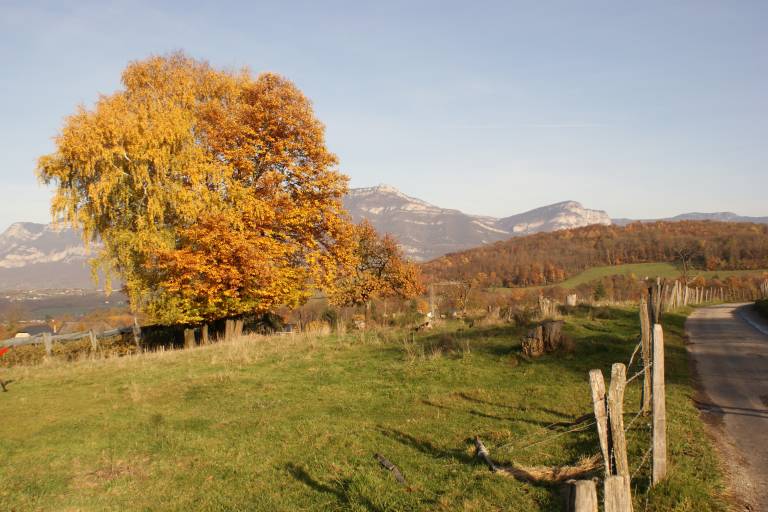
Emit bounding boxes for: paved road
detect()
[687,303,768,511]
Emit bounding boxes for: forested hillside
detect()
[422,221,768,287]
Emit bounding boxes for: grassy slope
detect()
[494,262,768,292]
[0,308,726,511]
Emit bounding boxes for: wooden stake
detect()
[43,332,52,356]
[567,479,598,512]
[639,297,652,415]
[607,363,630,478]
[589,369,611,476]
[132,316,142,351]
[184,328,196,349]
[88,329,98,351]
[201,324,209,345]
[652,324,667,484]
[604,475,632,512]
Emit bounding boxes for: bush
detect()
[756,299,768,320]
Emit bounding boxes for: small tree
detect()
[330,221,423,313]
[593,282,607,302]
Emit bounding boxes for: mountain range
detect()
[1,184,766,291]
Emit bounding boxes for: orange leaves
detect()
[330,220,423,307]
[38,52,354,324]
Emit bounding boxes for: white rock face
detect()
[0,222,101,290]
[497,200,611,235]
[343,187,612,261]
[9,184,757,290]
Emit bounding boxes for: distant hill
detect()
[3,185,767,291]
[343,185,610,260]
[613,212,768,225]
[422,221,768,288]
[0,223,102,291]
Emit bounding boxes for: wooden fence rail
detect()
[0,326,134,348]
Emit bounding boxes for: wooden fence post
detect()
[639,297,652,415]
[88,329,98,351]
[201,324,209,345]
[224,319,233,341]
[184,328,196,349]
[43,332,52,356]
[132,316,142,351]
[589,369,611,476]
[607,363,630,478]
[604,475,632,512]
[652,324,667,484]
[567,479,598,512]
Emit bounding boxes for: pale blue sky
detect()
[1,0,767,232]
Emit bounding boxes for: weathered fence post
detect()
[234,319,244,338]
[639,297,652,415]
[201,324,209,345]
[88,329,98,351]
[604,475,632,512]
[224,319,234,341]
[567,479,598,512]
[592,363,632,511]
[589,369,611,476]
[652,324,667,484]
[184,328,196,349]
[132,316,142,351]
[607,364,630,478]
[43,332,52,357]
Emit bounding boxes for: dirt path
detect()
[686,303,768,511]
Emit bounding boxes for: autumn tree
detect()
[37,53,354,324]
[330,220,423,310]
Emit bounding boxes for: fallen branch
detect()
[374,453,406,485]
[474,437,498,472]
[0,379,12,392]
[473,436,602,483]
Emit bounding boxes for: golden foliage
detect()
[38,53,354,323]
[330,220,423,307]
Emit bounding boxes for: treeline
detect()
[422,221,768,287]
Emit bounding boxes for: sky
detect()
[1,1,767,233]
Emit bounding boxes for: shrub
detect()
[756,299,768,320]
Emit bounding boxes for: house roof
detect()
[16,324,53,336]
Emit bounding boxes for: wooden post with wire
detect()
[604,475,632,512]
[639,297,652,415]
[590,363,633,511]
[589,369,611,477]
[652,323,667,484]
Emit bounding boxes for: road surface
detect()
[687,303,768,511]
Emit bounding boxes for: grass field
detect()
[0,307,727,511]
[494,262,768,293]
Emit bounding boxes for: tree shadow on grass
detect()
[376,426,475,465]
[285,463,384,512]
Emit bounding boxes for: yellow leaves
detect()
[329,220,423,307]
[37,52,354,324]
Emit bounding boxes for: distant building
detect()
[14,324,54,338]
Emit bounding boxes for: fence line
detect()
[0,326,134,348]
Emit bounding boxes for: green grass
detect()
[0,308,727,511]
[493,262,768,292]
